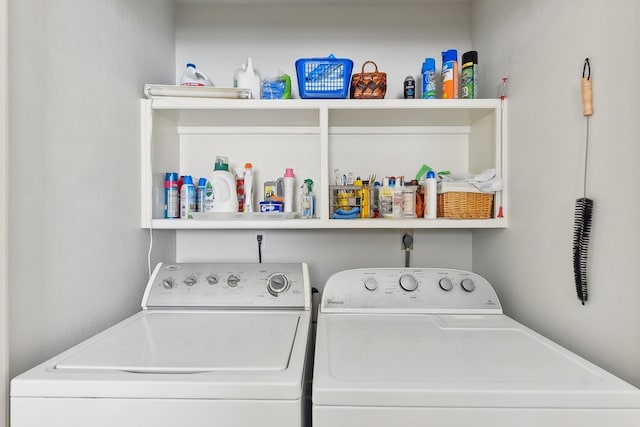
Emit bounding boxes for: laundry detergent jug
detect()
[180,63,214,87]
[234,57,261,99]
[211,156,239,213]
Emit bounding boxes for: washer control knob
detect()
[399,274,418,292]
[364,277,378,291]
[227,274,241,288]
[206,274,219,285]
[439,278,453,292]
[162,279,175,289]
[183,275,197,286]
[461,278,476,292]
[267,273,290,296]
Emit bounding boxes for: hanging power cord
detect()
[402,233,413,268]
[147,227,154,278]
[257,233,263,263]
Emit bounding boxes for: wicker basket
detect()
[437,182,494,219]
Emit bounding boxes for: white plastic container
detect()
[180,63,214,87]
[211,156,239,213]
[243,163,254,213]
[234,57,261,99]
[424,171,437,219]
[379,177,394,219]
[283,168,295,213]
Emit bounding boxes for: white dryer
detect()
[313,268,640,427]
[11,262,313,427]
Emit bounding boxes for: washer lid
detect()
[312,313,640,409]
[55,311,300,373]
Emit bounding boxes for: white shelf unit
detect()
[141,98,507,230]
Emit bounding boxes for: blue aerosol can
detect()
[164,172,179,218]
[421,58,436,99]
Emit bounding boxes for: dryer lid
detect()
[55,311,301,373]
[312,313,640,409]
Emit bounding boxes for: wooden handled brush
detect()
[573,58,593,305]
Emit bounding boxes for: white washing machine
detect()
[313,268,640,427]
[11,262,312,427]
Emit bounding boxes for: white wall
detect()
[8,0,175,379]
[175,3,472,99]
[472,0,640,386]
[1,0,7,423]
[173,2,477,288]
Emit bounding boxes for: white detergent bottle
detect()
[234,57,261,99]
[211,156,239,213]
[180,63,214,87]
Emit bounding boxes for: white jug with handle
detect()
[234,57,261,99]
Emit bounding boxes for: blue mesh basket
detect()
[295,57,354,99]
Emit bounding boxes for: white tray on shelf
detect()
[144,84,251,99]
[189,212,298,220]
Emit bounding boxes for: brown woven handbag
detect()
[350,61,387,99]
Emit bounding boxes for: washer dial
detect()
[267,273,290,296]
[364,277,378,291]
[206,274,219,285]
[399,274,419,292]
[226,274,241,287]
[161,278,175,289]
[183,275,197,286]
[461,278,476,292]
[439,277,453,291]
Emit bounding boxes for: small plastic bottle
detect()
[402,183,417,218]
[379,177,394,219]
[197,177,214,213]
[283,168,295,213]
[421,58,436,99]
[243,163,254,213]
[180,63,214,87]
[180,175,196,219]
[424,171,437,219]
[441,50,459,99]
[392,178,404,218]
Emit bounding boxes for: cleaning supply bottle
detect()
[234,57,261,99]
[180,175,196,219]
[421,58,436,99]
[243,163,254,213]
[424,171,437,219]
[283,168,295,213]
[392,177,404,218]
[380,177,394,219]
[164,172,179,218]
[211,156,239,213]
[461,50,478,99]
[180,63,214,87]
[197,177,214,213]
[441,49,459,99]
[299,179,315,219]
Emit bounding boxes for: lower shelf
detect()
[149,217,507,230]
